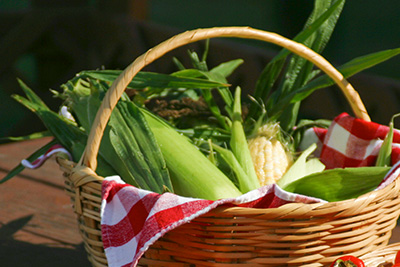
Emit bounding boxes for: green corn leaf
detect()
[171,69,204,79]
[230,87,260,192]
[12,94,83,156]
[200,70,232,107]
[249,0,345,122]
[283,166,391,202]
[203,88,230,130]
[63,78,143,186]
[376,113,400,167]
[210,59,244,115]
[188,50,231,130]
[277,143,325,189]
[210,59,244,79]
[207,139,217,165]
[211,143,251,193]
[172,57,186,71]
[80,70,227,90]
[17,79,50,108]
[173,68,234,118]
[12,82,117,177]
[169,52,241,129]
[0,131,52,144]
[188,50,208,71]
[0,139,57,184]
[172,57,234,130]
[280,0,344,94]
[109,100,172,193]
[277,0,345,132]
[289,48,400,103]
[70,140,117,177]
[177,126,230,144]
[201,39,210,62]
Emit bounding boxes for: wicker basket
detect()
[57,27,400,266]
[361,242,400,266]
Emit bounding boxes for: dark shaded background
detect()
[1,0,400,138]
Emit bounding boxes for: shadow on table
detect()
[0,215,91,267]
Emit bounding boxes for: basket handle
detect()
[79,26,370,170]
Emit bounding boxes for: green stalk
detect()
[230,87,260,193]
[376,113,400,167]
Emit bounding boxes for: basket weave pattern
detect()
[57,27,400,266]
[60,154,400,266]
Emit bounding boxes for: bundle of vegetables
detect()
[2,0,400,202]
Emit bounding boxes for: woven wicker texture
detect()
[361,242,400,266]
[57,27,400,266]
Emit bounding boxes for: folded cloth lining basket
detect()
[57,27,400,266]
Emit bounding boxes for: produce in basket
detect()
[2,0,400,203]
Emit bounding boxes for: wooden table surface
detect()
[1,138,400,266]
[0,137,89,266]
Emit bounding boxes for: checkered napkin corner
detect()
[100,177,326,267]
[300,112,400,169]
[100,112,400,267]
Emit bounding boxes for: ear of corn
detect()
[142,108,242,200]
[248,123,293,186]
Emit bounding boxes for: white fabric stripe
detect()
[46,147,72,159]
[104,237,138,267]
[365,139,382,158]
[325,124,349,155]
[274,184,327,203]
[21,156,45,169]
[393,143,400,149]
[101,176,130,226]
[148,193,200,217]
[101,193,128,226]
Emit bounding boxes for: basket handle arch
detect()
[80,26,370,171]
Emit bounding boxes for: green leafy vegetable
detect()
[109,101,172,193]
[229,87,260,192]
[376,113,400,167]
[0,131,51,143]
[80,70,229,90]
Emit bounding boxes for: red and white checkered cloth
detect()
[100,112,400,267]
[299,112,400,168]
[21,144,72,169]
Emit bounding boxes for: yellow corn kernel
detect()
[248,123,293,186]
